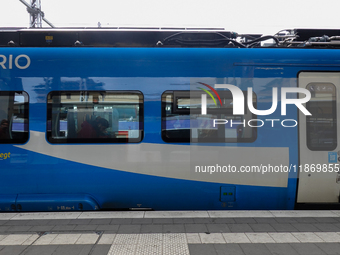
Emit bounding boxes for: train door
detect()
[297,72,340,203]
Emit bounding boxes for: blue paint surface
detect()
[1,47,340,210]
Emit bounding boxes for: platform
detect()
[1,211,340,254]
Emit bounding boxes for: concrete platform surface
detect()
[0,211,340,254]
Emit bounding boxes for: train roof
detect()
[0,27,340,48]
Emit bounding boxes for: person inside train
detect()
[0,119,10,139]
[78,116,110,138]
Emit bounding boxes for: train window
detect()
[162,91,257,143]
[47,91,143,143]
[0,91,29,144]
[306,83,337,151]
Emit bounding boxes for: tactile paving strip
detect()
[163,233,187,244]
[163,243,190,255]
[135,244,162,255]
[138,233,163,244]
[108,244,136,255]
[108,233,189,255]
[113,234,140,244]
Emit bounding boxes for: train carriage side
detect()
[0,45,340,211]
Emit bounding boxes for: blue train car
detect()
[0,28,340,211]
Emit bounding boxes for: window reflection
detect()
[47,91,143,143]
[306,83,337,151]
[0,92,29,144]
[162,91,256,143]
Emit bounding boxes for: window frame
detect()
[46,90,144,144]
[306,82,337,151]
[0,91,29,144]
[161,90,257,143]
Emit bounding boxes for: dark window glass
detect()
[47,91,143,143]
[306,83,337,151]
[0,91,29,144]
[162,91,257,143]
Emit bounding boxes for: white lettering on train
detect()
[0,54,31,70]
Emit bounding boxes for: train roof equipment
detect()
[0,28,340,48]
